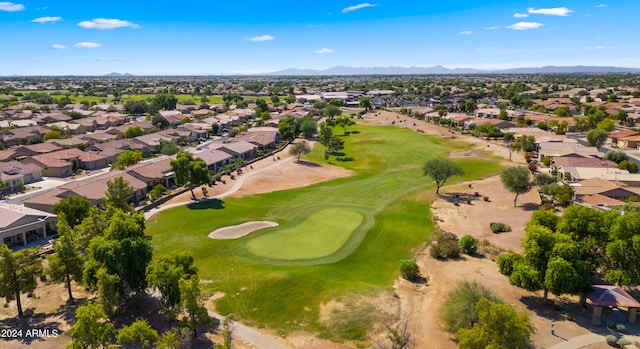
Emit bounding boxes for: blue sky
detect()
[0,0,638,75]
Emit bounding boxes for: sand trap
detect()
[208,221,279,240]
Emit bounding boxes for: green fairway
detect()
[146,124,502,339]
[246,208,364,260]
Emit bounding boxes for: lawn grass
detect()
[246,207,365,260]
[146,124,502,337]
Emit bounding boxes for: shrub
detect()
[399,259,420,281]
[591,319,602,327]
[605,335,618,346]
[561,313,574,321]
[490,222,512,234]
[616,324,627,333]
[431,232,460,259]
[483,196,490,202]
[439,281,503,333]
[618,338,631,346]
[607,319,617,329]
[542,156,553,167]
[459,235,478,255]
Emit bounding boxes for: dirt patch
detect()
[208,221,279,239]
[448,149,487,158]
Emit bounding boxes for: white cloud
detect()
[514,13,529,18]
[78,18,141,29]
[32,16,62,23]
[246,35,274,42]
[314,48,334,54]
[74,42,102,48]
[596,4,608,8]
[483,26,501,30]
[0,2,24,11]
[527,7,572,16]
[507,22,544,30]
[342,3,378,13]
[51,44,66,49]
[459,30,473,35]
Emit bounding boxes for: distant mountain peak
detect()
[105,72,133,77]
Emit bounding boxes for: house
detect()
[192,149,233,172]
[618,135,640,149]
[159,110,185,126]
[212,140,258,161]
[234,127,279,150]
[0,203,57,248]
[572,177,640,200]
[607,130,639,147]
[0,161,43,194]
[127,156,175,189]
[80,131,122,144]
[181,123,211,140]
[472,118,516,130]
[22,148,109,177]
[89,139,150,163]
[538,142,601,162]
[69,118,97,134]
[24,171,148,212]
[48,137,90,150]
[34,112,72,125]
[134,133,179,151]
[449,115,474,128]
[1,126,48,147]
[191,108,213,119]
[553,156,617,173]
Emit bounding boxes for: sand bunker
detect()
[208,221,279,239]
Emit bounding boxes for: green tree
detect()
[586,129,608,147]
[289,141,311,161]
[439,281,503,333]
[210,122,220,136]
[152,114,170,129]
[596,118,615,132]
[68,302,116,349]
[147,253,198,315]
[459,235,478,255]
[0,245,42,317]
[359,97,372,111]
[43,129,64,141]
[84,210,151,297]
[157,327,189,349]
[117,319,159,349]
[105,176,135,213]
[422,158,465,194]
[75,207,109,250]
[160,139,180,155]
[500,166,532,207]
[399,259,420,281]
[336,116,356,134]
[553,184,574,206]
[298,116,317,139]
[52,195,91,228]
[604,150,628,164]
[124,126,144,139]
[112,150,143,170]
[149,183,169,201]
[46,213,85,302]
[152,94,178,111]
[324,104,342,118]
[464,99,477,114]
[179,275,214,336]
[170,152,211,198]
[604,213,640,285]
[96,267,121,317]
[326,136,345,160]
[517,135,536,153]
[277,116,297,141]
[457,299,534,349]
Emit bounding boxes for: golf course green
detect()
[146,124,502,339]
[246,208,364,260]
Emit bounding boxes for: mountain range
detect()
[265,65,640,76]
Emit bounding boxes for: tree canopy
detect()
[422,158,464,194]
[0,245,42,317]
[170,152,210,198]
[500,166,532,206]
[52,195,91,228]
[289,141,311,161]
